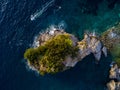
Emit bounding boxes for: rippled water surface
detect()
[0,0,120,90]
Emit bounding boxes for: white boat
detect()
[30,0,55,21]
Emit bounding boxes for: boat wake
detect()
[30,0,55,21]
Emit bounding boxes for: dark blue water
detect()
[0,0,120,90]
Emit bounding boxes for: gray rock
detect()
[107,80,116,90]
[102,47,107,57]
[94,51,101,61]
[78,33,104,61]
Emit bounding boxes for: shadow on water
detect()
[47,53,112,89]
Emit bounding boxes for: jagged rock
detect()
[116,82,120,90]
[107,63,120,90]
[93,41,102,53]
[108,30,117,39]
[101,23,120,51]
[107,80,120,90]
[94,51,101,61]
[102,47,107,57]
[107,80,116,90]
[70,35,79,46]
[90,37,98,47]
[63,56,79,67]
[105,23,120,90]
[78,33,105,61]
[34,29,108,71]
[109,64,120,80]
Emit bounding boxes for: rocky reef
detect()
[101,23,120,90]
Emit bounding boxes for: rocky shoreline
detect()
[35,28,108,68]
[107,63,120,90]
[101,23,120,90]
[24,22,120,89]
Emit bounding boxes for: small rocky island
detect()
[24,28,107,75]
[24,23,120,89]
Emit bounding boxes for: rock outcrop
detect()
[107,63,120,90]
[77,33,107,61]
[102,23,120,90]
[37,29,67,46]
[35,29,107,68]
[101,23,120,51]
[107,80,116,90]
[24,22,120,76]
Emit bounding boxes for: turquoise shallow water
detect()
[0,0,120,90]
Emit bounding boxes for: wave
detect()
[24,60,40,76]
[32,36,40,48]
[32,21,67,47]
[47,21,67,31]
[30,0,55,21]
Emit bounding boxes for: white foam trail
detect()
[30,0,55,21]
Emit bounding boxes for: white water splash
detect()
[58,21,67,30]
[32,21,67,48]
[30,0,55,21]
[32,36,40,48]
[21,59,39,76]
[25,60,40,75]
[47,21,67,35]
[92,30,97,36]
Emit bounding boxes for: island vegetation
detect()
[24,23,120,78]
[24,34,79,75]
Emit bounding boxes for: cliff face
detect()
[77,33,107,61]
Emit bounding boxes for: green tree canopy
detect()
[24,34,79,75]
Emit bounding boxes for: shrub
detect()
[24,34,79,74]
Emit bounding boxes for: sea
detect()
[0,0,120,90]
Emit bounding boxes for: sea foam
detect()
[32,21,67,48]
